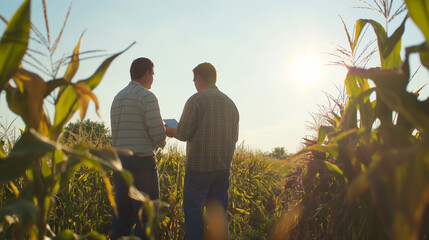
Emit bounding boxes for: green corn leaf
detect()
[318,125,335,144]
[345,74,361,99]
[44,78,69,98]
[12,68,46,130]
[52,42,135,139]
[5,85,28,124]
[51,84,78,139]
[342,99,358,130]
[80,41,135,90]
[0,0,30,93]
[405,0,429,43]
[64,146,133,186]
[406,42,429,71]
[359,19,403,69]
[56,32,84,102]
[352,19,368,52]
[322,160,344,176]
[0,129,59,184]
[420,46,429,70]
[64,32,84,82]
[382,16,407,59]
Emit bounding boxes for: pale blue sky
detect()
[0,0,427,153]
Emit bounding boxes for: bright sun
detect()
[290,51,323,86]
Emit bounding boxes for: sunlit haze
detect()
[0,0,427,153]
[291,51,323,87]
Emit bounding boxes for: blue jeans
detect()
[183,168,230,240]
[112,155,159,240]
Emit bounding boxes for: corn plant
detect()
[0,1,137,239]
[155,146,186,240]
[153,144,290,240]
[228,148,287,240]
[280,1,429,240]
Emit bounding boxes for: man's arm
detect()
[165,125,177,138]
[173,97,198,141]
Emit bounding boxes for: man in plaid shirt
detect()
[166,62,239,240]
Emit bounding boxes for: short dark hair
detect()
[130,57,153,80]
[193,62,216,84]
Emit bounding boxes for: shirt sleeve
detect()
[142,93,166,148]
[176,96,198,141]
[233,107,240,143]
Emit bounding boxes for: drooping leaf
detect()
[406,42,429,70]
[74,82,100,120]
[317,125,335,144]
[51,42,135,139]
[44,78,69,98]
[352,19,368,52]
[405,0,429,43]
[382,15,407,59]
[12,68,46,130]
[0,0,30,93]
[359,19,403,69]
[0,129,59,184]
[80,41,135,90]
[65,146,133,186]
[5,85,28,123]
[322,160,344,176]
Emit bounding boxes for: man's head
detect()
[130,57,154,89]
[192,62,216,92]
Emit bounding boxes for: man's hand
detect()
[165,125,177,138]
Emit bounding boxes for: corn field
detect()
[1,0,429,239]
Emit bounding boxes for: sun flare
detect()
[290,51,323,86]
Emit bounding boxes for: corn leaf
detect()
[80,41,135,90]
[5,85,28,124]
[0,0,30,93]
[352,19,368,51]
[52,42,135,139]
[405,0,429,43]
[407,42,429,70]
[64,33,83,82]
[74,82,100,120]
[360,19,403,69]
[0,129,59,184]
[0,199,37,234]
[12,69,46,130]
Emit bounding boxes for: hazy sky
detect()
[0,0,427,153]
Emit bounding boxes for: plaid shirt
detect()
[111,81,166,156]
[177,86,239,171]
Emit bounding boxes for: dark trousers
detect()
[183,169,231,240]
[112,155,159,240]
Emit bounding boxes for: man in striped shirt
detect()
[166,62,239,240]
[110,57,166,240]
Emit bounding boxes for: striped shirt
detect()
[110,81,166,156]
[177,86,239,171]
